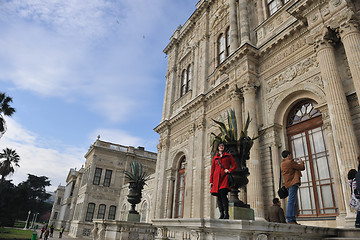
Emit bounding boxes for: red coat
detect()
[210,152,237,194]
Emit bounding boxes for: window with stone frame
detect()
[174,157,186,218]
[53,212,58,219]
[218,33,226,64]
[85,203,95,222]
[56,197,61,205]
[180,65,191,97]
[97,204,106,219]
[287,100,337,217]
[93,167,102,185]
[103,169,112,187]
[120,204,127,221]
[267,0,291,16]
[140,201,148,222]
[226,27,230,56]
[108,205,116,220]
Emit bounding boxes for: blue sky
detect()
[0,0,196,191]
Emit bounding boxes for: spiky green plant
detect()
[124,161,150,188]
[210,109,260,155]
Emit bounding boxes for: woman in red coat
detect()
[210,142,237,219]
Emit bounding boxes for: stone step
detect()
[323,238,360,240]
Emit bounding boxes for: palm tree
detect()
[0,92,16,137]
[0,148,20,183]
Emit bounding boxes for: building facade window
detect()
[226,27,230,56]
[287,100,337,217]
[175,157,186,218]
[108,205,116,220]
[140,201,148,222]
[85,203,96,222]
[120,204,127,221]
[97,204,106,219]
[56,197,61,205]
[93,168,102,185]
[103,169,112,187]
[180,65,191,97]
[218,33,226,64]
[53,212,58,219]
[267,0,291,16]
[218,28,230,65]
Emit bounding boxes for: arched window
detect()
[140,201,148,222]
[85,203,95,222]
[218,33,226,64]
[226,27,230,56]
[120,204,127,221]
[181,69,187,97]
[97,204,106,219]
[180,65,192,97]
[175,157,186,218]
[108,205,116,220]
[287,100,337,217]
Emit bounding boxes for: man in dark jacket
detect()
[268,198,286,223]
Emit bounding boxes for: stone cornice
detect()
[205,80,229,101]
[218,43,258,72]
[154,120,170,134]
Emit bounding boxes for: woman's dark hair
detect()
[281,150,291,158]
[217,141,225,148]
[348,169,357,180]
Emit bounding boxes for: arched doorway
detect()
[286,100,337,217]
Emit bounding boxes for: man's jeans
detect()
[287,184,299,223]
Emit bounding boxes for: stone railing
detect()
[92,220,156,240]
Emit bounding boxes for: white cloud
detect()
[0,117,86,191]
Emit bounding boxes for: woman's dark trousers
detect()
[217,188,229,219]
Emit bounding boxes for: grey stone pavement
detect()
[34,229,87,240]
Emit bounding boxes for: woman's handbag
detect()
[277,171,288,199]
[217,158,235,187]
[350,192,360,211]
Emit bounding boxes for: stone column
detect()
[242,83,264,219]
[339,20,360,101]
[239,0,250,45]
[229,86,243,136]
[153,137,171,219]
[315,34,359,215]
[271,142,281,197]
[166,171,175,218]
[229,0,239,53]
[256,0,265,25]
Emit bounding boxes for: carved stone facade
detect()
[153,0,360,228]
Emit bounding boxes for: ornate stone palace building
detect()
[152,0,360,228]
[50,0,360,238]
[49,139,157,238]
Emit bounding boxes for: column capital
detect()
[240,80,258,95]
[307,27,339,52]
[338,20,360,39]
[228,84,242,100]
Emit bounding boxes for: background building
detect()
[50,138,157,238]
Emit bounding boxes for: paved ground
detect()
[35,229,87,240]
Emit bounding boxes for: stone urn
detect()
[127,181,144,214]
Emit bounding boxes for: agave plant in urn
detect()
[211,109,260,207]
[124,161,150,220]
